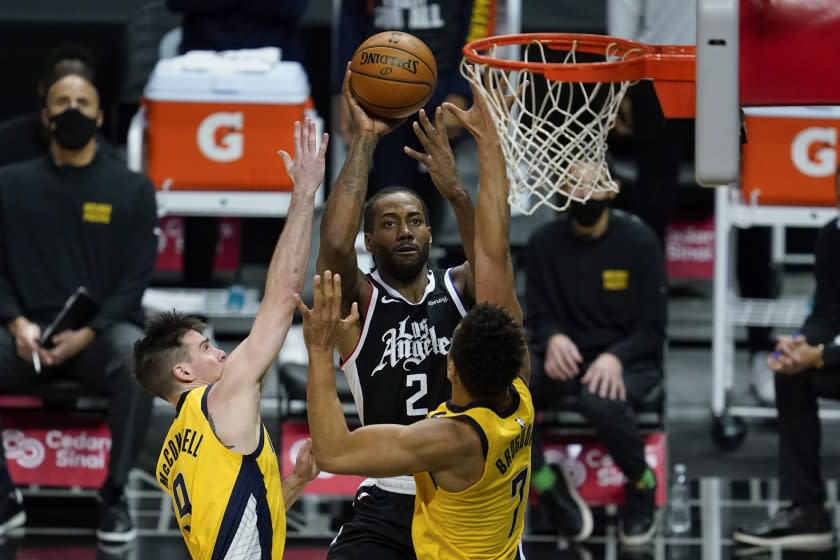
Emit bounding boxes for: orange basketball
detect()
[349,31,438,119]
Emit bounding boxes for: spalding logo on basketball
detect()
[349,31,438,119]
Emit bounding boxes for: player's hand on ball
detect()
[342,66,404,139]
[293,438,320,482]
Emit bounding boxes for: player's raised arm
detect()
[209,120,327,451]
[445,81,529,383]
[404,107,477,303]
[444,83,520,321]
[317,67,403,312]
[298,271,479,477]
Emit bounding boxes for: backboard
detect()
[696,0,840,186]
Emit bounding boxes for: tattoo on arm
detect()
[337,139,375,204]
[208,412,235,449]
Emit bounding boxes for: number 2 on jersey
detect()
[406,373,429,416]
[509,467,529,538]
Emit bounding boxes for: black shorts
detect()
[327,483,416,560]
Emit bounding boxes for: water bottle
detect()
[668,463,692,535]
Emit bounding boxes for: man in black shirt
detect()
[0,62,157,543]
[733,168,840,549]
[527,185,667,545]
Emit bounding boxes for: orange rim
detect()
[463,33,695,84]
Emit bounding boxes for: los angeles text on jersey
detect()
[495,420,533,475]
[372,316,450,375]
[158,428,204,489]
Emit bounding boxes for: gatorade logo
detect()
[197,112,244,163]
[791,127,836,178]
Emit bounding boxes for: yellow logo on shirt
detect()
[602,269,629,291]
[82,202,112,224]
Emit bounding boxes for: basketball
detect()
[349,31,438,119]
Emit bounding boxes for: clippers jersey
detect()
[413,377,534,560]
[341,268,468,427]
[156,386,285,560]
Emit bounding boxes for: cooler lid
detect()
[144,49,310,104]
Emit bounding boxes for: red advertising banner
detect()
[281,422,367,496]
[541,432,666,506]
[1,412,110,489]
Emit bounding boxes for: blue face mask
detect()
[569,199,609,227]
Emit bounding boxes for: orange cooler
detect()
[741,107,839,206]
[142,58,312,191]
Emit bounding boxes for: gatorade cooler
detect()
[741,107,840,206]
[142,53,313,191]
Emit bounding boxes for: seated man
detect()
[526,184,667,545]
[0,61,158,542]
[732,168,840,549]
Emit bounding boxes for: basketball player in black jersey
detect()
[316,68,478,559]
[302,77,532,559]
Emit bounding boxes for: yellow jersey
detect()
[413,377,534,560]
[156,386,285,560]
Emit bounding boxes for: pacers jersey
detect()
[341,268,468,427]
[413,377,534,560]
[156,386,285,560]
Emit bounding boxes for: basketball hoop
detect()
[462,33,695,215]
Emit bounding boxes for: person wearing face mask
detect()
[0,62,158,543]
[0,44,120,168]
[524,180,667,546]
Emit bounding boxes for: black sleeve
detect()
[166,0,237,15]
[89,178,158,332]
[525,231,568,352]
[823,343,840,370]
[0,179,21,325]
[243,0,307,24]
[801,223,838,344]
[606,228,667,366]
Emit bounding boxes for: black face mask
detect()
[49,108,98,150]
[569,199,610,228]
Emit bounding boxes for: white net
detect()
[462,39,636,215]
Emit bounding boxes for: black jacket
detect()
[0,149,158,332]
[525,209,667,368]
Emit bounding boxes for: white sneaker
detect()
[750,352,776,406]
